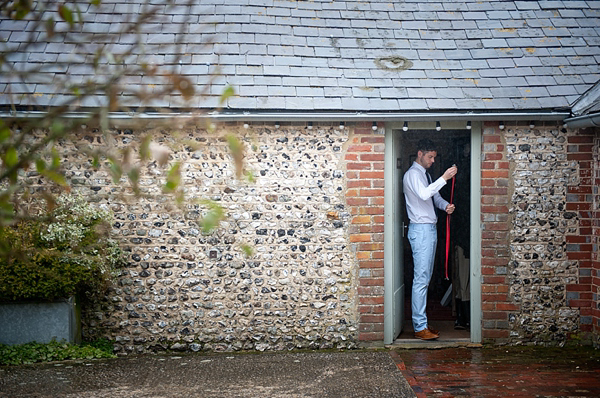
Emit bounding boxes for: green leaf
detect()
[41,170,67,186]
[13,0,32,19]
[128,168,140,195]
[245,170,256,183]
[163,162,181,193]
[241,244,253,257]
[0,199,14,216]
[35,159,46,172]
[219,86,235,106]
[51,120,64,135]
[0,126,8,144]
[199,200,224,234]
[51,149,60,170]
[75,4,83,26]
[108,160,122,183]
[45,17,55,38]
[226,134,244,178]
[58,5,74,27]
[4,148,18,167]
[139,136,151,161]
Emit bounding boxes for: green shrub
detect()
[0,194,126,302]
[0,339,116,365]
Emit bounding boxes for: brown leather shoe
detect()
[414,328,439,340]
[427,325,439,335]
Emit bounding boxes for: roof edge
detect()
[0,110,570,123]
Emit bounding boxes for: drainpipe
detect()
[563,113,600,129]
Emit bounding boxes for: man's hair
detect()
[416,139,436,154]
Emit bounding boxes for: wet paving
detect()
[1,346,600,397]
[391,346,600,397]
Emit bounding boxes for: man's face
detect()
[417,150,436,169]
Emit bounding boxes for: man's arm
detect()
[405,169,446,201]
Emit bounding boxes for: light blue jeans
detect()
[407,223,437,333]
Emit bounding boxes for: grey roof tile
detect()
[516,1,541,10]
[314,97,342,109]
[324,87,352,97]
[397,98,428,110]
[435,87,463,98]
[2,0,599,113]
[380,87,409,98]
[525,76,557,86]
[368,98,402,110]
[484,98,515,109]
[351,87,380,98]
[512,97,542,109]
[498,76,529,86]
[427,98,458,108]
[537,96,570,108]
[268,86,296,96]
[341,97,372,110]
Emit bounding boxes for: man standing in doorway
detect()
[403,139,457,340]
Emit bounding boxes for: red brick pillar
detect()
[593,133,600,343]
[480,122,514,341]
[346,122,385,342]
[566,129,595,336]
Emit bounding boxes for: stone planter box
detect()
[0,297,81,345]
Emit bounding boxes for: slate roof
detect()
[1,0,600,114]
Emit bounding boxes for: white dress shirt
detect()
[403,161,449,224]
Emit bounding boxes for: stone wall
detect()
[481,121,597,345]
[29,122,368,354]
[21,120,600,350]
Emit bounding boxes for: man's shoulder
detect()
[403,165,418,184]
[405,164,419,175]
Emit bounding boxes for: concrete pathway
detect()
[0,351,413,398]
[1,346,599,397]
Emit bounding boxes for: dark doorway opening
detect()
[399,130,471,340]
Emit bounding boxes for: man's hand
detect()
[446,204,455,214]
[442,165,457,181]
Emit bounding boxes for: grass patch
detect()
[0,339,116,366]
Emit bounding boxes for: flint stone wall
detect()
[506,125,580,342]
[38,123,358,354]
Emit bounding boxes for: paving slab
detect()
[0,351,414,398]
